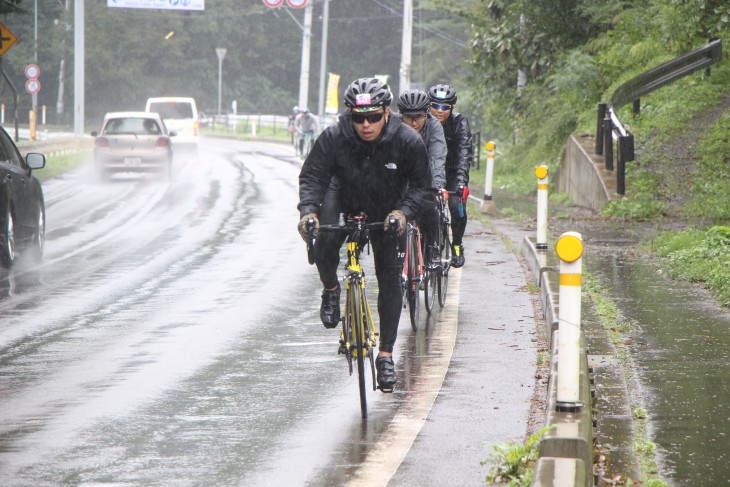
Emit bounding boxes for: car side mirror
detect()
[91,131,99,137]
[26,152,46,170]
[168,130,177,137]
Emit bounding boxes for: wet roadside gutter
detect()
[478,204,642,487]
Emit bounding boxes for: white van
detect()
[145,97,199,150]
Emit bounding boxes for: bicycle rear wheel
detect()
[408,231,421,330]
[351,284,368,418]
[438,224,451,308]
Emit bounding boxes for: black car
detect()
[0,126,46,268]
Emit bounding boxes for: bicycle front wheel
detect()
[350,284,368,418]
[408,232,421,330]
[438,224,451,308]
[424,257,437,313]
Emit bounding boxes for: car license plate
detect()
[124,157,142,166]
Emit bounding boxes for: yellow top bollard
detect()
[535,165,548,180]
[556,232,583,263]
[485,141,495,152]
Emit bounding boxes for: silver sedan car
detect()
[92,111,176,180]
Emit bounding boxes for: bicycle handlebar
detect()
[305,214,399,266]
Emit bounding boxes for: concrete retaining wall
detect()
[557,134,618,210]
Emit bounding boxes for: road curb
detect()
[522,236,593,487]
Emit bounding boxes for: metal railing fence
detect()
[595,38,723,195]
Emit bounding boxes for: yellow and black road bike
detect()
[306,213,397,418]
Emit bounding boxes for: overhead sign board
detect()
[107,0,204,11]
[0,22,18,57]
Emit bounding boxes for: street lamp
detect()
[216,48,227,115]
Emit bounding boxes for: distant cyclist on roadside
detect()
[428,84,473,268]
[294,108,319,157]
[297,77,432,391]
[397,89,447,265]
[288,106,300,146]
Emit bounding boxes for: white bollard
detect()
[42,105,47,125]
[481,141,497,213]
[1,104,4,124]
[535,165,549,250]
[484,141,495,200]
[555,231,583,411]
[251,118,257,137]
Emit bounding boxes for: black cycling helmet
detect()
[397,90,430,114]
[428,84,457,106]
[344,77,392,111]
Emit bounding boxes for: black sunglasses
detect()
[351,111,385,124]
[403,113,427,123]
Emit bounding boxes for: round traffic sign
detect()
[25,64,40,79]
[286,0,306,7]
[26,79,41,94]
[262,0,284,6]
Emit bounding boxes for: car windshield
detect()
[148,102,193,119]
[103,117,161,135]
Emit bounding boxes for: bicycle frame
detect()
[306,214,390,416]
[402,222,424,330]
[341,239,377,363]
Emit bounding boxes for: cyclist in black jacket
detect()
[297,77,432,390]
[428,84,473,268]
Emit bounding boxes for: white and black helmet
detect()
[397,90,430,114]
[428,84,457,106]
[344,78,392,110]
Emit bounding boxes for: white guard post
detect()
[481,141,497,213]
[535,165,548,250]
[251,118,257,137]
[484,141,495,200]
[556,231,583,411]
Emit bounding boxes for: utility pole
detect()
[74,0,84,136]
[298,4,313,110]
[316,0,330,126]
[399,0,412,93]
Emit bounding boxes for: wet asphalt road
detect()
[0,138,536,486]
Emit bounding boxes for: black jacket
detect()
[298,112,432,222]
[442,112,473,186]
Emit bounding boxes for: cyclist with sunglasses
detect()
[397,89,447,265]
[297,77,432,391]
[428,84,473,268]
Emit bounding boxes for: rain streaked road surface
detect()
[0,138,536,486]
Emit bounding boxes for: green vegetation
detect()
[647,226,730,306]
[446,0,730,305]
[202,120,291,141]
[38,151,91,182]
[481,426,554,486]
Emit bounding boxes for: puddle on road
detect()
[587,251,730,486]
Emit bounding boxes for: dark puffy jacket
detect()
[298,112,432,222]
[442,112,473,186]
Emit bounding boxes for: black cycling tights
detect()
[313,186,404,353]
[446,181,468,246]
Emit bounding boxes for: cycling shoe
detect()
[376,355,397,392]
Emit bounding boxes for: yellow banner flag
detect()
[325,73,340,114]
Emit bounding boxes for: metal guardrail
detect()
[595,38,723,195]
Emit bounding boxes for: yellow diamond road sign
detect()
[0,22,18,57]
